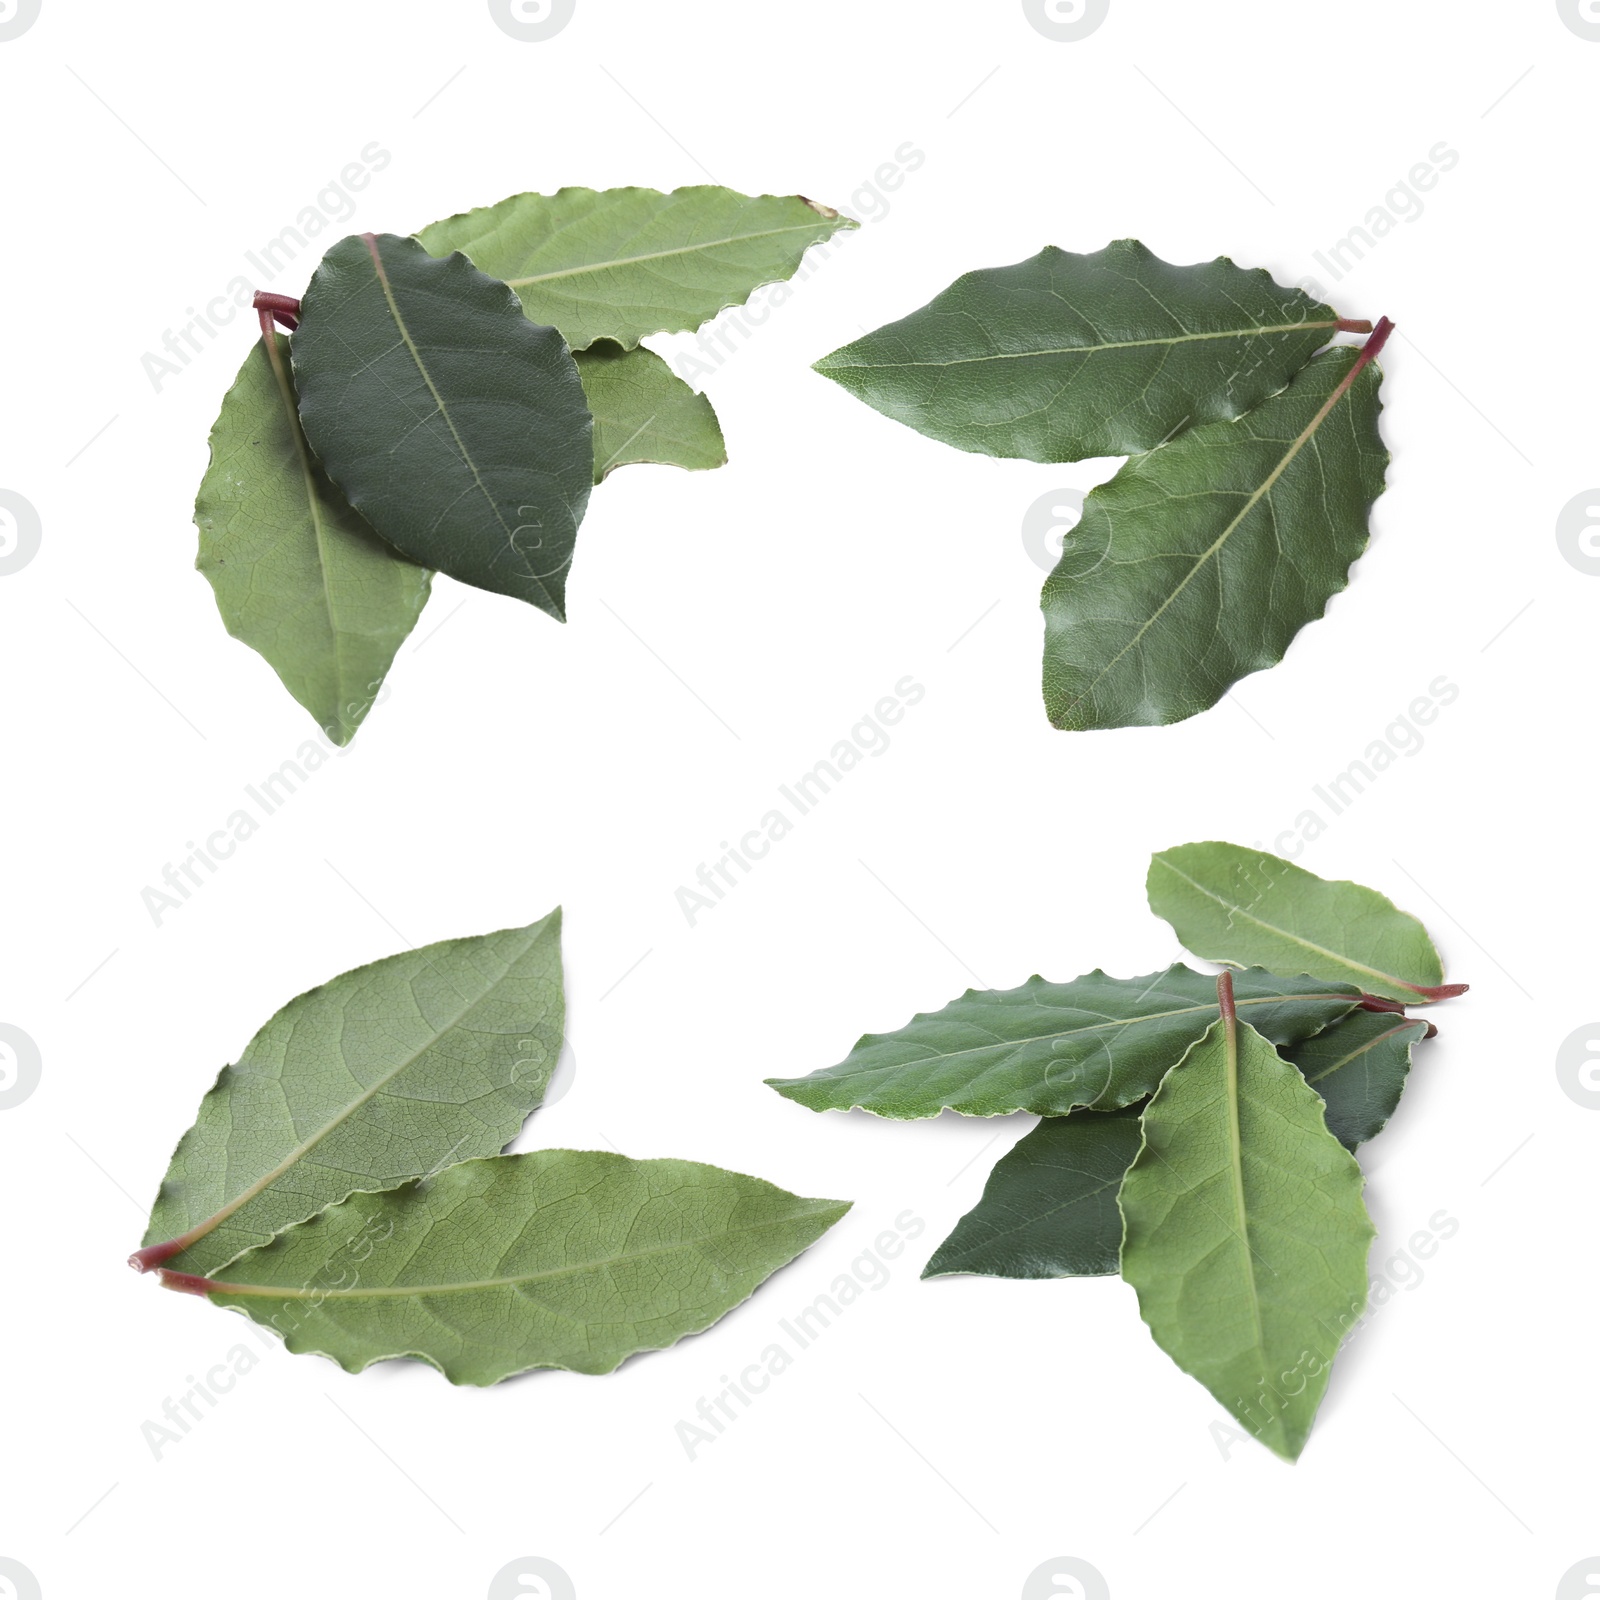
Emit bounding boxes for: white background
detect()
[1,2,1592,1596]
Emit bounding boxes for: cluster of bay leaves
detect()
[813,240,1394,732]
[767,841,1469,1460]
[195,185,855,745]
[131,910,849,1386]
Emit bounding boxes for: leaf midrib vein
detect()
[503,222,835,287]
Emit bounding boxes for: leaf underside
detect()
[1287,1010,1429,1151]
[764,964,1357,1119]
[1119,1013,1374,1461]
[1041,346,1387,730]
[415,185,857,351]
[203,1151,851,1385]
[813,240,1341,463]
[1146,841,1448,1002]
[195,333,431,745]
[141,912,565,1278]
[923,1106,1142,1279]
[292,232,594,618]
[576,340,727,481]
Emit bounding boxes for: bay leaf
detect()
[292,232,593,618]
[922,1106,1141,1280]
[576,340,727,481]
[1288,1010,1431,1151]
[1118,985,1374,1461]
[1147,841,1464,1004]
[134,912,564,1278]
[1041,343,1388,730]
[168,1150,850,1385]
[415,185,856,350]
[813,240,1347,463]
[195,331,431,745]
[764,964,1356,1119]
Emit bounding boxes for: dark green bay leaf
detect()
[195,332,430,745]
[292,233,593,618]
[1119,999,1374,1462]
[1147,841,1462,1004]
[1288,1010,1431,1150]
[135,913,564,1278]
[813,240,1345,463]
[1041,344,1388,730]
[764,964,1356,1119]
[923,1106,1142,1280]
[416,185,856,350]
[576,340,727,481]
[177,1150,850,1385]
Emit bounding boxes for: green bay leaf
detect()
[764,964,1356,1119]
[1147,841,1461,1004]
[292,232,593,619]
[813,240,1344,463]
[1288,1010,1431,1150]
[136,912,564,1278]
[1119,1002,1374,1462]
[415,186,856,350]
[576,340,727,481]
[183,1150,849,1385]
[923,1106,1142,1280]
[195,332,431,745]
[1041,344,1388,730]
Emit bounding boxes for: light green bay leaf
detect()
[1288,1010,1430,1151]
[1147,841,1460,1004]
[415,186,856,350]
[189,1150,850,1385]
[813,240,1344,463]
[137,913,564,1278]
[293,233,593,619]
[576,340,727,481]
[1041,344,1388,730]
[1119,1005,1374,1462]
[195,332,430,745]
[764,964,1357,1119]
[923,1106,1141,1280]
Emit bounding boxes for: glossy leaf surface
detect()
[292,232,593,618]
[193,1151,849,1385]
[139,913,565,1277]
[1041,345,1387,730]
[813,241,1342,463]
[765,965,1356,1119]
[923,1106,1141,1279]
[1288,1010,1431,1150]
[1119,1008,1374,1461]
[195,332,430,744]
